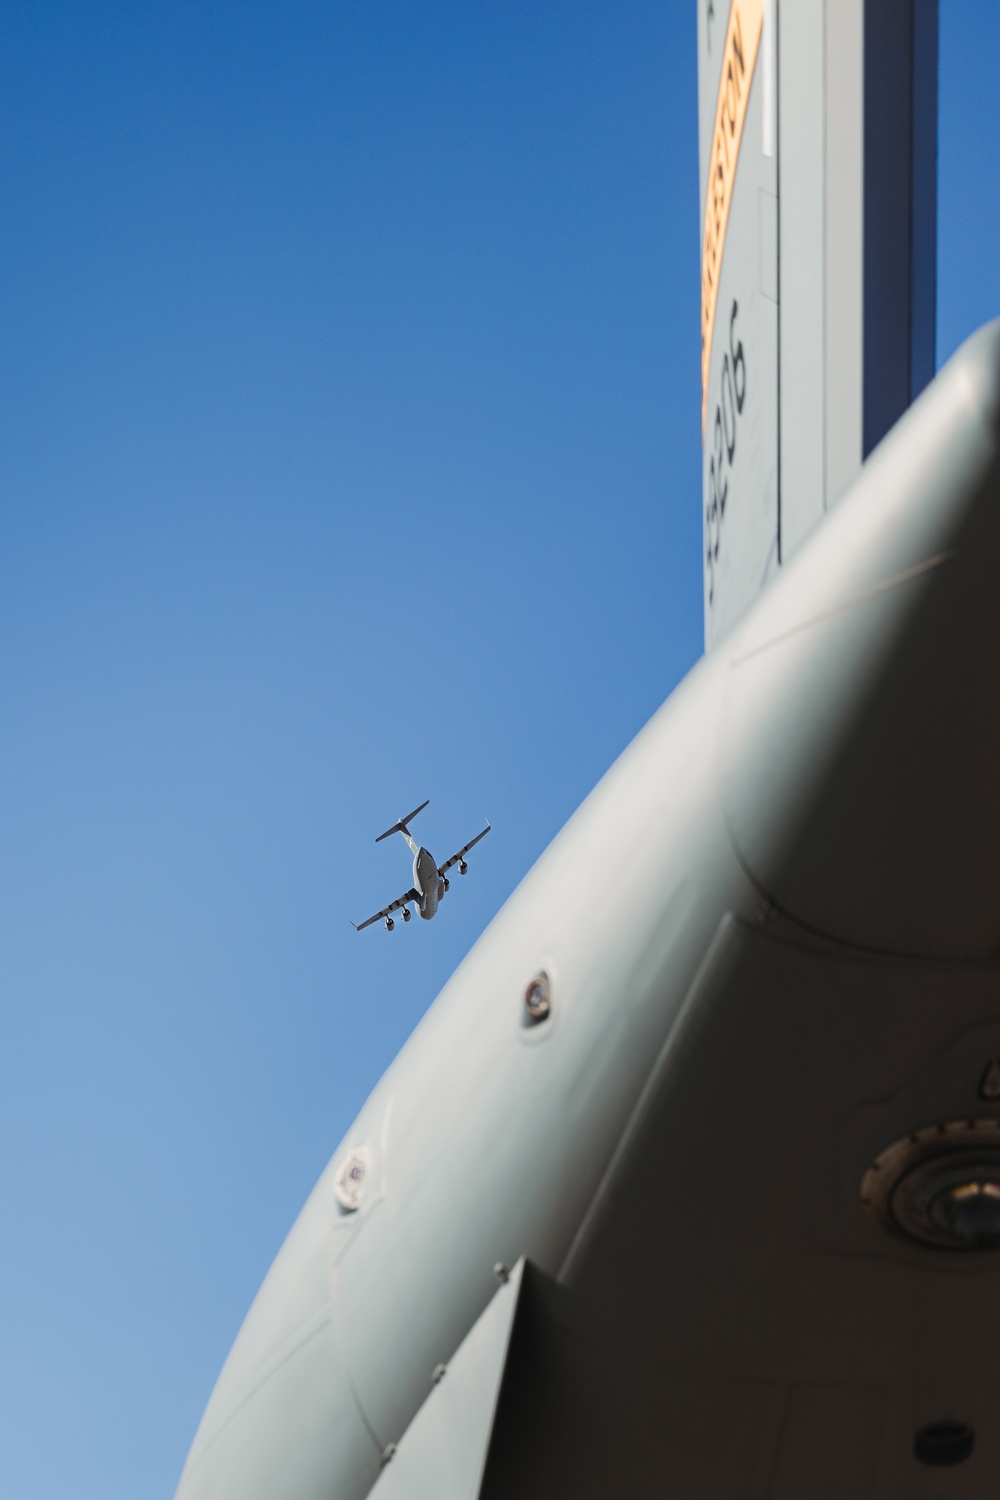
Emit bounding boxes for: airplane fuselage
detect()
[175,329,1000,1500]
[412,845,441,919]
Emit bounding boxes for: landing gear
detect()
[458,860,468,875]
[385,916,395,931]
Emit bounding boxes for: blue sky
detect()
[0,4,997,1496]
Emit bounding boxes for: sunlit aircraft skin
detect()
[175,325,1000,1498]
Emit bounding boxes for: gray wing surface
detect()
[352,887,419,932]
[438,822,490,877]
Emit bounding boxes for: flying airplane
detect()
[175,4,1000,1497]
[351,801,491,931]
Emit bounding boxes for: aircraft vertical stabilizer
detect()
[698,0,938,651]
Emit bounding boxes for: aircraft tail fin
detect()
[697,0,938,651]
[375,800,429,843]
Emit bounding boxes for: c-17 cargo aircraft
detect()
[351,801,491,931]
[175,4,1000,1497]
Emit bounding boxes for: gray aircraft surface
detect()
[351,802,491,932]
[175,4,1000,1497]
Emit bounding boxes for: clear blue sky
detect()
[0,4,997,1496]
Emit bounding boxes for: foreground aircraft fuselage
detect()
[176,326,1000,1499]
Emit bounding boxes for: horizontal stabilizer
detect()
[376,800,429,843]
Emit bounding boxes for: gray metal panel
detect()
[724,323,1000,957]
[172,1158,382,1500]
[823,0,864,509]
[562,909,1000,1498]
[862,0,914,452]
[707,0,939,629]
[909,0,939,399]
[777,0,826,558]
[369,1263,525,1500]
[768,1385,886,1500]
[701,1,780,650]
[862,0,938,455]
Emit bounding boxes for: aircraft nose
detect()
[722,319,1000,959]
[173,1165,379,1500]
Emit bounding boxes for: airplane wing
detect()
[351,887,419,932]
[438,822,491,877]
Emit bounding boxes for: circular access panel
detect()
[861,1119,1000,1250]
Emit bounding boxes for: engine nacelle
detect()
[459,860,468,875]
[402,907,412,922]
[384,916,394,932]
